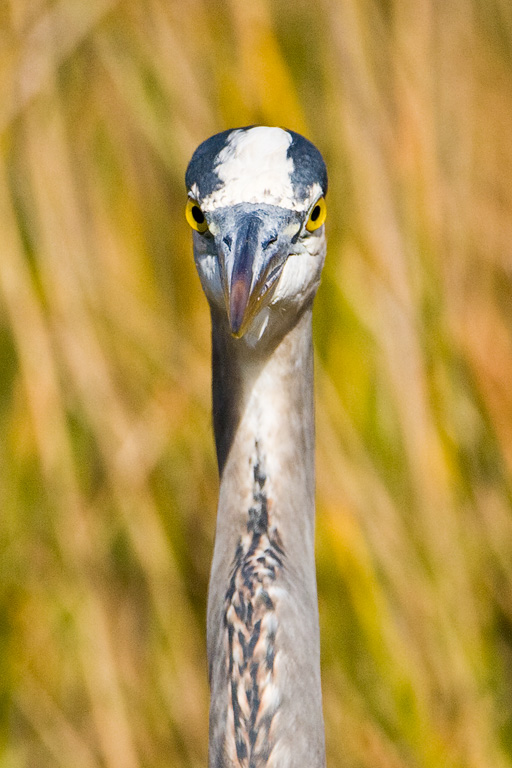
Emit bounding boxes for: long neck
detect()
[207,308,326,768]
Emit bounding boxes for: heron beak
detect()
[226,213,263,337]
[229,274,251,337]
[222,209,299,338]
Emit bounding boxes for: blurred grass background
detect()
[1,0,512,766]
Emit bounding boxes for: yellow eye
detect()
[185,198,209,233]
[306,197,327,232]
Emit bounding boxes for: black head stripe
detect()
[286,130,328,199]
[185,127,235,199]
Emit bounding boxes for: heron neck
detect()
[207,307,325,768]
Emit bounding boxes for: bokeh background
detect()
[1,1,512,766]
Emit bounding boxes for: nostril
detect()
[262,235,278,250]
[266,264,282,284]
[223,235,232,250]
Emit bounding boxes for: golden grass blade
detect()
[0,0,119,133]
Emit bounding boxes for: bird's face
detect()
[185,126,327,346]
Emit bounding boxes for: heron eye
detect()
[186,198,209,233]
[305,197,327,232]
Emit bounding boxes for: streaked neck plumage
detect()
[207,306,326,768]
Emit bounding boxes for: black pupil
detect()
[311,204,321,222]
[192,206,205,224]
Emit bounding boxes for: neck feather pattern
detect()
[224,442,284,767]
[208,309,326,768]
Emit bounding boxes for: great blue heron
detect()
[185,126,328,768]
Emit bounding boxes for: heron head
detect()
[185,126,327,346]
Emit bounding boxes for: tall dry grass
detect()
[1,1,511,766]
